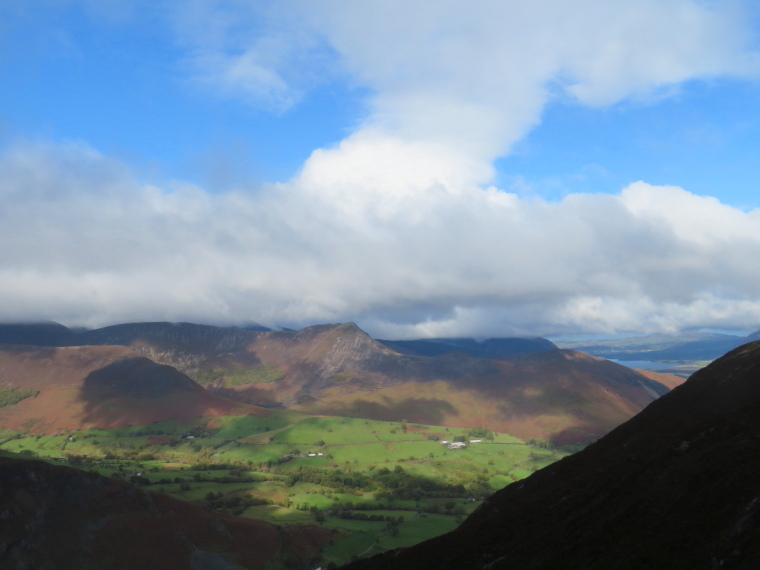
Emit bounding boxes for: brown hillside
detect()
[635,368,686,390]
[288,349,672,445]
[344,341,760,570]
[0,321,677,444]
[0,345,267,433]
[0,455,333,570]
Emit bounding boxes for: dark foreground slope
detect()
[0,455,333,570]
[345,341,760,570]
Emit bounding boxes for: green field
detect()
[0,412,567,567]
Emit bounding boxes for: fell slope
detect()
[0,455,332,570]
[0,321,681,444]
[206,323,675,444]
[345,341,760,570]
[0,345,267,433]
[289,347,677,446]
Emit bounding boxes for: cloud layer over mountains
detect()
[3,0,760,337]
[5,141,760,338]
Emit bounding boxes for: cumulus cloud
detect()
[3,1,760,336]
[4,141,760,336]
[178,0,760,161]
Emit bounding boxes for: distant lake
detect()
[608,359,673,370]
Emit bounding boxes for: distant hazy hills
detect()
[345,340,760,570]
[0,321,684,445]
[555,330,760,362]
[377,336,557,357]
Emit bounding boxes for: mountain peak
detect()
[0,321,74,346]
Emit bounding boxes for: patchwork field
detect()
[0,411,566,566]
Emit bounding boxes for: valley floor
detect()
[0,412,566,567]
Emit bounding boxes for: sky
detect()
[2,0,760,339]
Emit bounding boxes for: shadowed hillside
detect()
[0,321,75,346]
[289,347,677,446]
[0,455,333,570]
[67,321,272,376]
[344,341,760,569]
[378,336,557,357]
[0,345,267,433]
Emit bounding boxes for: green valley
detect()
[0,412,566,567]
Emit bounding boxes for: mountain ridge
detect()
[0,320,682,444]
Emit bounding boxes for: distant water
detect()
[608,359,672,370]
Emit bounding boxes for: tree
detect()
[467,426,495,441]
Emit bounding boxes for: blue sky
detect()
[2,1,760,338]
[0,2,365,187]
[498,78,760,208]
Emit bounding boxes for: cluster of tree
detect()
[336,510,404,523]
[203,491,271,515]
[420,501,467,516]
[189,470,264,484]
[129,475,193,490]
[467,426,495,440]
[527,438,555,449]
[64,453,94,466]
[178,424,213,438]
[191,461,246,471]
[261,461,489,501]
[0,386,38,408]
[285,466,372,491]
[102,450,158,461]
[119,428,171,437]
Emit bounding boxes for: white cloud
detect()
[4,141,760,336]
[174,0,334,111]
[4,2,760,336]
[177,0,760,161]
